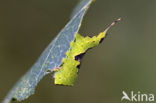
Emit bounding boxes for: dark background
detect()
[0,0,156,103]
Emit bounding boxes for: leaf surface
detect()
[2,0,93,103]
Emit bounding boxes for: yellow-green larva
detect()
[54,18,121,86]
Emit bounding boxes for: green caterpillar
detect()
[54,18,121,86]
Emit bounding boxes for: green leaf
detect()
[2,0,121,102]
[71,0,95,18]
[2,0,94,103]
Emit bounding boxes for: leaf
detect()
[3,0,121,102]
[71,0,95,18]
[54,18,121,86]
[2,0,94,103]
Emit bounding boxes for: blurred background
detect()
[0,0,156,103]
